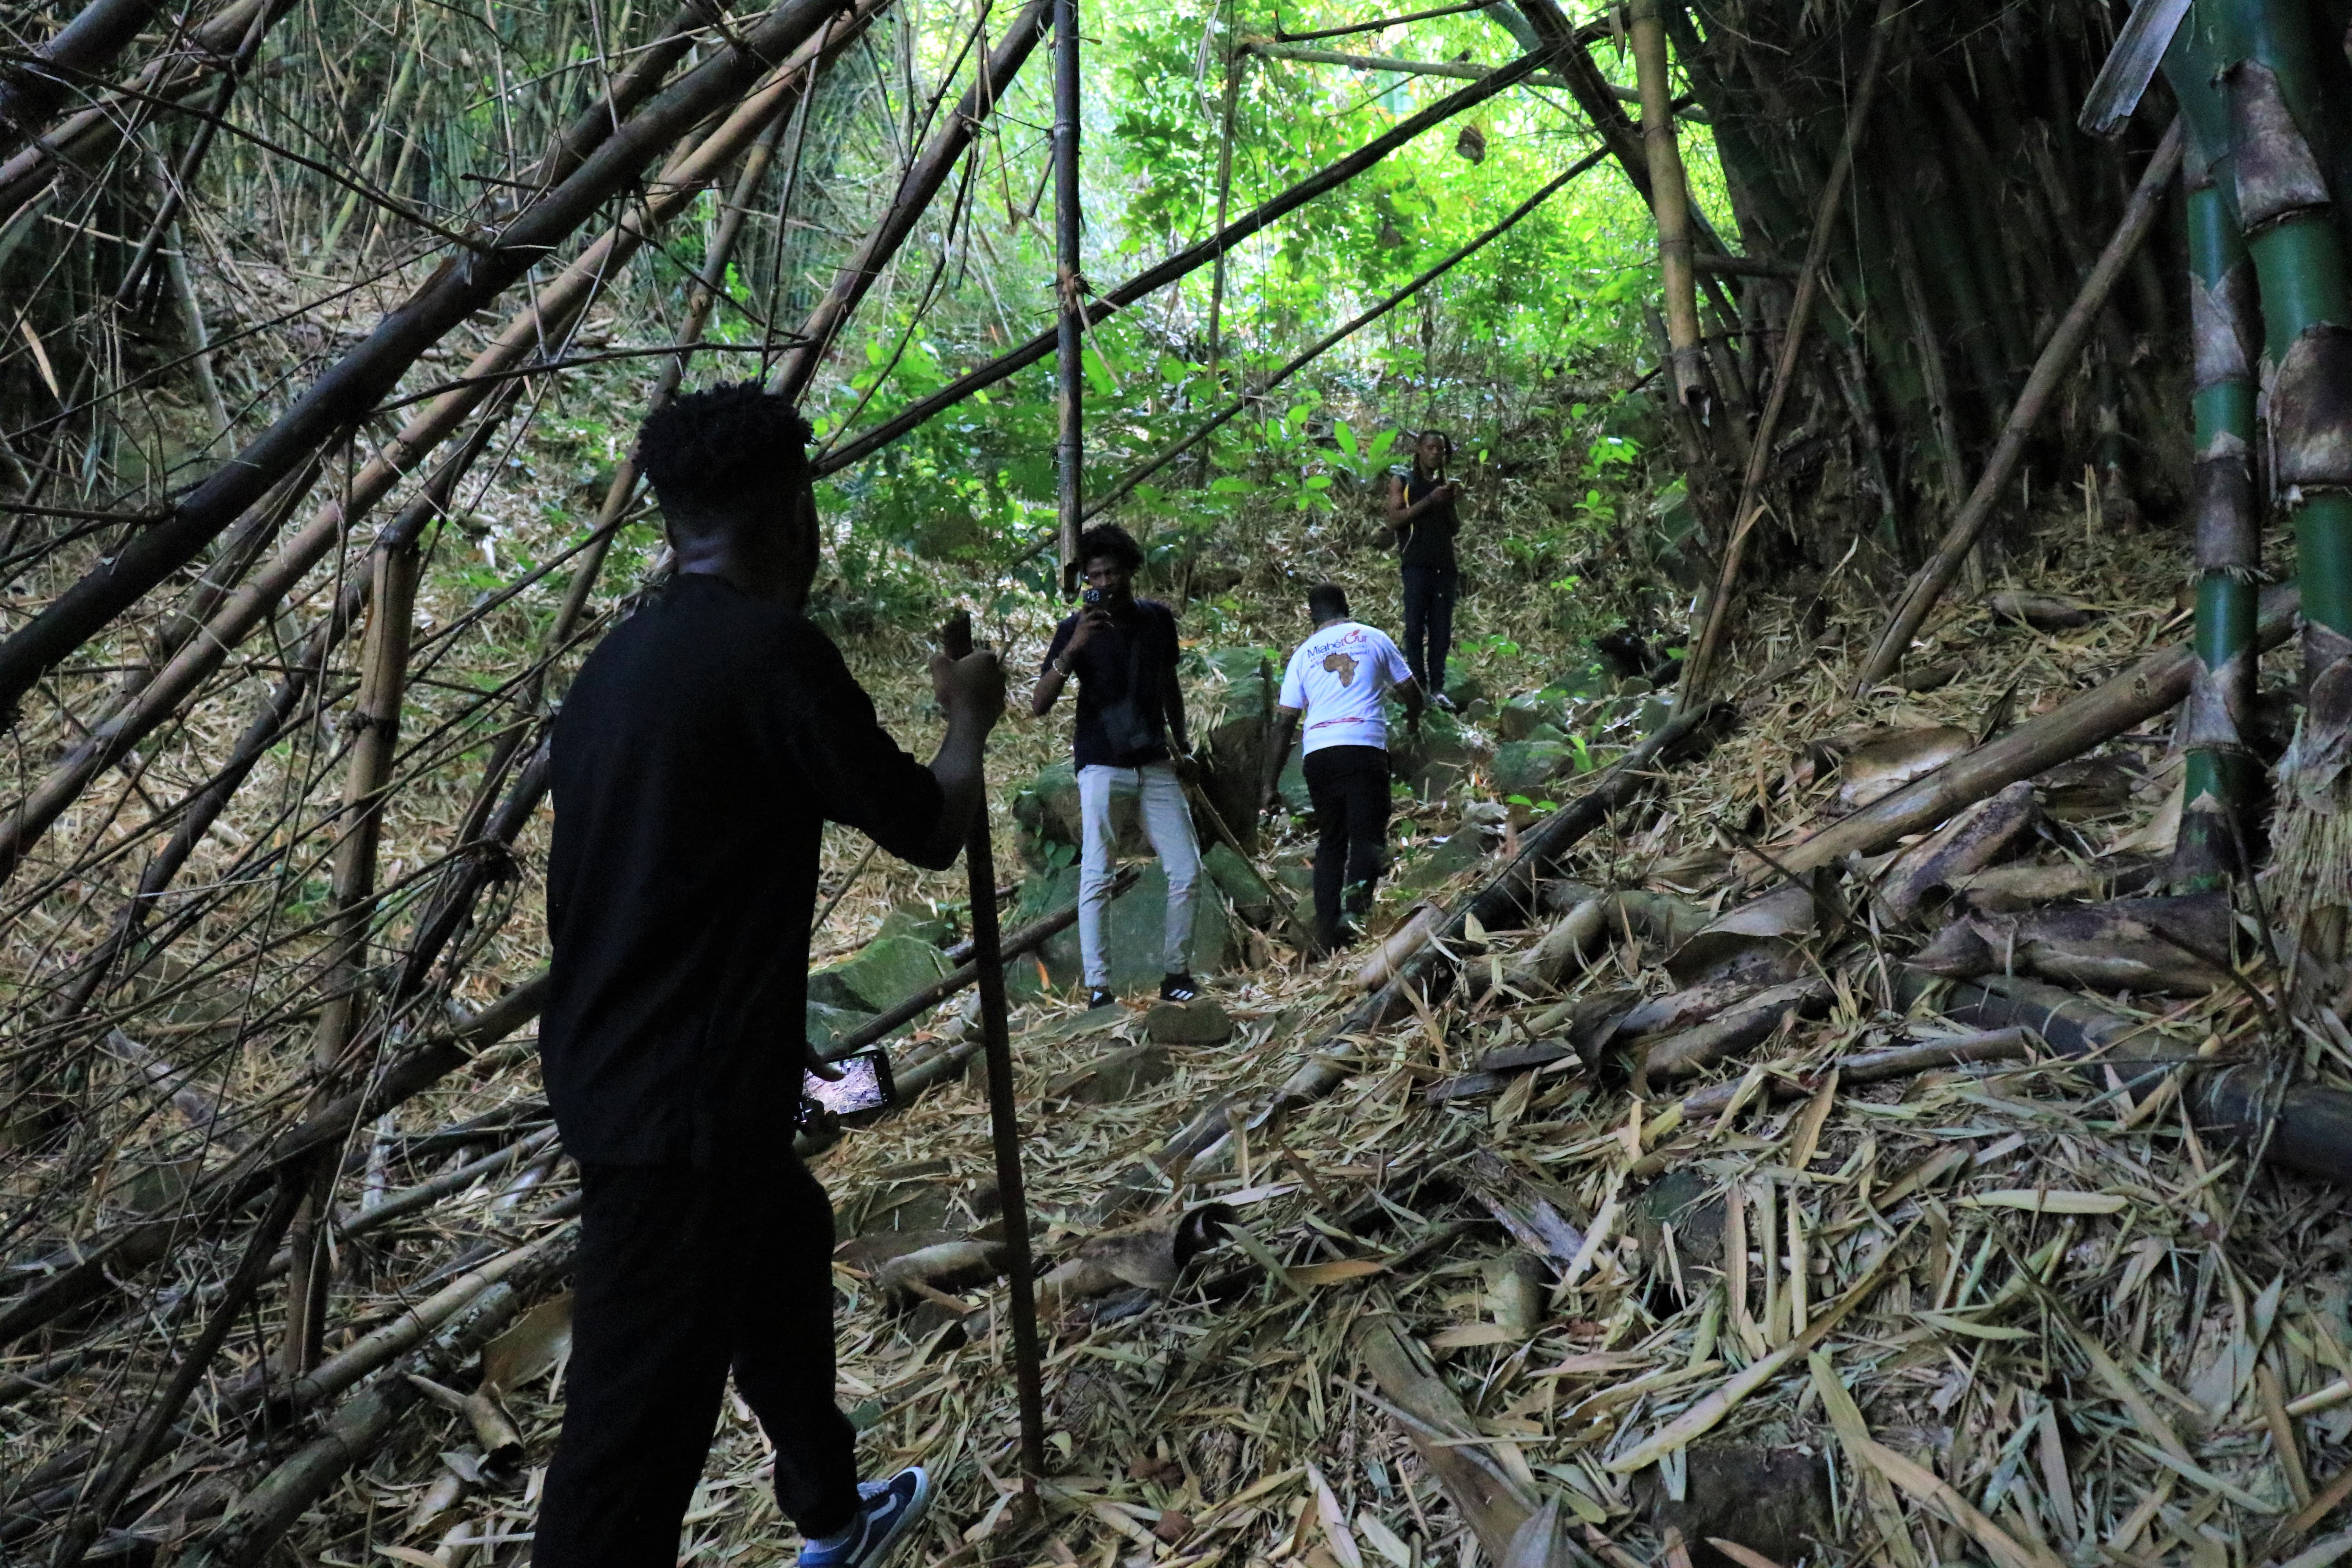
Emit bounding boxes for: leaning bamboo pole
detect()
[1629,0,1701,409]
[0,0,185,161]
[1051,0,1085,588]
[812,50,1546,474]
[0,0,870,726]
[769,0,1051,402]
[0,2,887,883]
[1856,119,2186,692]
[2228,0,2352,967]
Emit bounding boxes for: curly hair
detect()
[633,383,813,528]
[1075,522,1144,572]
[1307,581,1350,622]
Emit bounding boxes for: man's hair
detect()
[1307,582,1350,622]
[634,383,813,532]
[1076,522,1144,572]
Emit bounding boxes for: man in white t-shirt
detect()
[1261,583,1424,952]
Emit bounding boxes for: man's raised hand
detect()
[932,649,1008,733]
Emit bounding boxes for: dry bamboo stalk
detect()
[0,0,878,730]
[0,974,545,1349]
[1858,119,2186,691]
[1677,0,1899,704]
[0,0,177,159]
[0,3,885,881]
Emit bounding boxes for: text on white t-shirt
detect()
[1278,621,1414,754]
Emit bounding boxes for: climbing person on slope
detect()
[1385,429,1464,710]
[1262,581,1423,953]
[535,384,1004,1568]
[1031,522,1205,1010]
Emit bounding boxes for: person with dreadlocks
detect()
[1385,429,1464,710]
[534,383,1004,1568]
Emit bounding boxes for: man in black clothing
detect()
[534,384,1004,1568]
[1029,523,1203,1009]
[1385,430,1463,709]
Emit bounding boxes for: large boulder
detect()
[1012,759,1152,870]
[1388,709,1485,802]
[808,935,952,1014]
[1203,841,1278,927]
[1492,737,1581,799]
[1022,863,1234,995]
[1190,647,1278,852]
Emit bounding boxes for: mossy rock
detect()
[808,935,952,1014]
[806,999,882,1052]
[1495,692,1551,741]
[1029,864,1233,995]
[1204,841,1277,927]
[1010,759,1151,869]
[1389,710,1482,802]
[1396,829,1486,891]
[1492,738,1577,798]
[875,906,955,947]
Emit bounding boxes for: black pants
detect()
[1400,565,1457,697]
[1303,745,1392,946]
[534,1155,859,1567]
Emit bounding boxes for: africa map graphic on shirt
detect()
[1321,651,1358,686]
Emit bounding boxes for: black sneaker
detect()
[797,1468,934,1568]
[1160,972,1201,1002]
[1087,987,1118,1010]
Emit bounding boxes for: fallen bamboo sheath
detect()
[1672,1028,2037,1119]
[1857,119,2187,692]
[1927,974,2352,1187]
[1352,1316,1534,1559]
[1770,583,2300,880]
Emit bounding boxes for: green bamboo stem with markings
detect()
[2163,11,2263,888]
[2225,0,2352,960]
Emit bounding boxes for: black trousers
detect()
[534,1154,859,1567]
[1303,745,1392,946]
[1400,565,1457,696]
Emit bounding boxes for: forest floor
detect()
[217,494,2352,1568]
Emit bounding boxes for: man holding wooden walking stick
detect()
[534,385,1004,1568]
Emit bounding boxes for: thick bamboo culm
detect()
[1676,0,1899,706]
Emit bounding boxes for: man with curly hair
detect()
[534,383,1004,1568]
[1030,522,1204,1009]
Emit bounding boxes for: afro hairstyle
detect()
[1074,522,1145,572]
[1307,581,1350,622]
[633,383,814,530]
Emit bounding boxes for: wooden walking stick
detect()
[940,611,1049,1492]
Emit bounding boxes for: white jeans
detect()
[1077,761,1201,991]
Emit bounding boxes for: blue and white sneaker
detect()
[799,1468,934,1568]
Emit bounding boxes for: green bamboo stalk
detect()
[2224,0,2352,960]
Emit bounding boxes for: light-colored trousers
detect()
[1077,761,1201,990]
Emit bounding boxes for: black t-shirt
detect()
[1041,598,1180,768]
[543,573,949,1167]
[1397,472,1459,571]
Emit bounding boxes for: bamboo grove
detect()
[0,0,2350,1559]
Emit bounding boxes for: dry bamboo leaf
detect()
[1309,1462,1365,1568]
[1851,1438,2065,1568]
[1706,1538,1787,1568]
[1957,1190,2127,1214]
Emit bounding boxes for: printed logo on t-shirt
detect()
[1321,650,1359,686]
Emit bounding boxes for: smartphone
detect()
[804,1049,895,1124]
[1082,587,1105,608]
